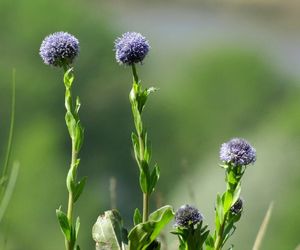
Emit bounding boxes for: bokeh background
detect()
[0,0,300,249]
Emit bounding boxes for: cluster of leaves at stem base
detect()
[128,205,174,250]
[172,221,209,250]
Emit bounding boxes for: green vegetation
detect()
[0,0,299,249]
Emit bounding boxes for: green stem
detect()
[132,64,139,83]
[131,63,150,222]
[143,193,149,222]
[215,213,227,250]
[67,143,77,222]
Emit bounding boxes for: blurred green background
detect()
[0,0,300,249]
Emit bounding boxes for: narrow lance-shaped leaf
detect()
[133,208,142,226]
[56,208,71,241]
[149,164,160,194]
[139,161,150,194]
[74,177,87,203]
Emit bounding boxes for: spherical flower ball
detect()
[39,32,79,67]
[175,204,203,228]
[220,138,256,167]
[114,32,150,65]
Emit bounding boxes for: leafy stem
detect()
[129,64,159,223]
[56,65,85,250]
[213,165,244,250]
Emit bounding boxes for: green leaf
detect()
[227,170,237,185]
[139,161,150,194]
[73,177,87,203]
[64,68,74,89]
[205,234,215,250]
[232,182,241,206]
[216,193,224,224]
[75,217,80,239]
[128,205,174,250]
[143,133,152,164]
[133,109,143,135]
[74,121,84,152]
[131,132,140,163]
[133,208,142,226]
[92,209,128,250]
[224,191,233,213]
[66,167,74,193]
[56,208,71,241]
[149,164,160,193]
[65,111,76,139]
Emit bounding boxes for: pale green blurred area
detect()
[0,0,300,249]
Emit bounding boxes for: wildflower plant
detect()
[172,205,209,250]
[40,31,85,250]
[92,32,174,250]
[206,138,256,250]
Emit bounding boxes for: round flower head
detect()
[114,32,150,65]
[230,198,243,215]
[220,138,256,167]
[175,204,203,228]
[39,32,79,67]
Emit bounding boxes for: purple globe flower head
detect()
[175,204,203,228]
[220,138,256,167]
[114,32,150,65]
[230,198,243,215]
[39,32,79,67]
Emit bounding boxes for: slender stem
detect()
[138,132,149,222]
[65,139,78,250]
[143,193,149,222]
[132,64,139,83]
[67,143,77,222]
[215,213,227,250]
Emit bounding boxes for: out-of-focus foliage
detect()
[0,0,299,249]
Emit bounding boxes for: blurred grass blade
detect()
[1,68,16,178]
[295,244,300,250]
[252,202,274,250]
[0,162,19,223]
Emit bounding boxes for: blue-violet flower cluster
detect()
[39,32,79,67]
[175,204,203,228]
[114,32,150,65]
[220,138,256,167]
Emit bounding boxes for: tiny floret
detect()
[114,32,150,65]
[175,204,203,228]
[39,32,79,67]
[230,198,243,215]
[220,138,256,166]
